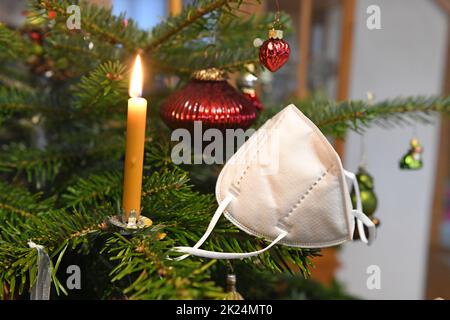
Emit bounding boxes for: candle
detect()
[122,55,147,223]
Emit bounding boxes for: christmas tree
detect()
[0,0,448,300]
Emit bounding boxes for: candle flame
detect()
[129,55,143,97]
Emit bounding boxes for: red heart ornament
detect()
[259,30,290,72]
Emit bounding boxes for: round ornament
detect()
[47,11,56,20]
[160,68,257,130]
[351,166,378,217]
[237,66,264,112]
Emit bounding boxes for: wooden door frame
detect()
[425,8,450,298]
[334,0,356,158]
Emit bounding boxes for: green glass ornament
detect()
[351,167,378,217]
[399,138,423,170]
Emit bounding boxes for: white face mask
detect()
[173,105,376,260]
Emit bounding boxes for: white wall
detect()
[337,0,448,299]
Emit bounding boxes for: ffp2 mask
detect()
[173,105,376,260]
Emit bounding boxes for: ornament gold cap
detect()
[410,138,421,147]
[244,63,256,73]
[192,68,226,81]
[224,274,244,300]
[227,274,237,284]
[268,28,283,39]
[241,87,256,94]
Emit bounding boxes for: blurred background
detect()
[1,0,449,300]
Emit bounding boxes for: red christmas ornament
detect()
[259,29,290,72]
[160,68,257,131]
[241,89,263,112]
[48,11,56,19]
[29,31,43,44]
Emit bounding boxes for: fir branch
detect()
[0,180,54,221]
[0,141,122,187]
[0,203,33,219]
[0,64,36,92]
[0,206,110,264]
[0,242,36,298]
[73,61,128,113]
[152,11,291,73]
[105,231,224,299]
[146,0,230,53]
[62,171,122,208]
[0,206,110,297]
[0,23,30,60]
[311,95,450,137]
[0,145,65,185]
[141,168,191,199]
[0,85,83,122]
[257,96,450,138]
[155,47,260,74]
[145,0,268,56]
[44,36,115,76]
[62,166,193,210]
[0,87,45,124]
[29,0,146,52]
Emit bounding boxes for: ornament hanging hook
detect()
[412,122,419,140]
[271,0,282,30]
[226,260,235,274]
[359,134,368,168]
[360,91,375,168]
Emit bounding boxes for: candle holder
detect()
[108,209,152,235]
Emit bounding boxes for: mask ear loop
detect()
[168,193,235,261]
[173,231,288,260]
[170,192,288,260]
[344,170,376,245]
